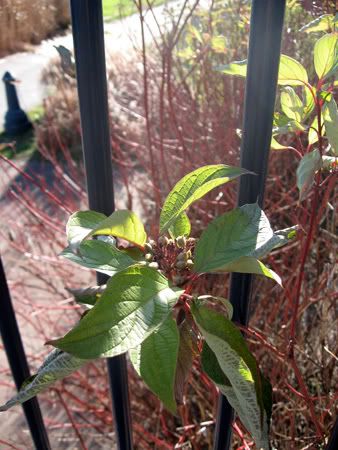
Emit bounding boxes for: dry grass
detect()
[0,0,70,56]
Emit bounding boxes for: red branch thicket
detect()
[0,1,337,448]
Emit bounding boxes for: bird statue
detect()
[54,45,76,78]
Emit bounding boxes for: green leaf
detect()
[160,165,250,233]
[194,204,273,273]
[273,113,304,135]
[0,350,85,411]
[278,55,308,86]
[300,14,334,33]
[250,225,299,259]
[280,87,303,122]
[314,33,338,80]
[168,212,191,239]
[174,317,197,405]
[303,85,316,118]
[121,247,145,261]
[211,35,227,53]
[197,295,233,320]
[323,97,338,155]
[61,240,135,276]
[296,149,322,201]
[201,343,273,438]
[187,24,203,44]
[129,316,179,413]
[49,266,183,359]
[66,210,107,249]
[270,136,289,150]
[192,303,270,449]
[308,115,325,146]
[219,55,308,86]
[201,343,256,435]
[90,210,147,248]
[67,285,106,306]
[216,59,247,77]
[219,256,282,286]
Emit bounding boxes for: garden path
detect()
[0,0,183,128]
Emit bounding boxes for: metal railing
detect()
[1,1,337,449]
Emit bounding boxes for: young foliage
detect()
[168,211,191,239]
[1,163,297,449]
[220,28,337,204]
[159,164,250,233]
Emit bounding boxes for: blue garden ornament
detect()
[2,71,32,135]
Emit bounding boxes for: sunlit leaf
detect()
[49,266,183,359]
[273,113,304,135]
[277,55,308,86]
[323,97,338,155]
[300,14,334,33]
[219,55,308,86]
[211,35,227,53]
[314,33,338,80]
[90,210,147,248]
[308,115,325,146]
[218,256,282,286]
[160,165,250,233]
[168,212,191,239]
[66,210,106,249]
[280,87,303,122]
[216,59,247,77]
[303,85,316,118]
[270,136,289,150]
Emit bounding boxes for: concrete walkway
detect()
[0,0,184,128]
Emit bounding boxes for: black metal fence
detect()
[0,1,337,449]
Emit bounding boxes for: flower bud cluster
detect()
[142,235,196,287]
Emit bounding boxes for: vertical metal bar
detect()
[326,417,338,450]
[213,1,286,448]
[69,1,133,449]
[0,256,51,449]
